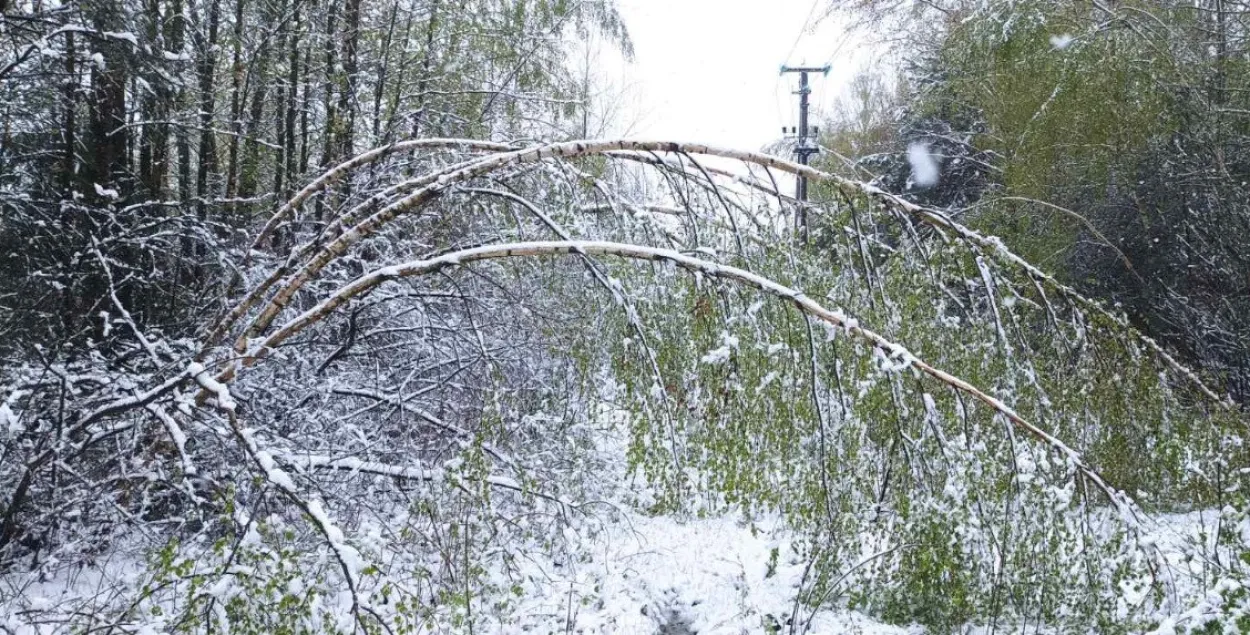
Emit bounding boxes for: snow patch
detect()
[189,362,236,411]
[103,31,140,47]
[255,450,296,491]
[700,331,740,365]
[0,403,20,434]
[93,183,120,200]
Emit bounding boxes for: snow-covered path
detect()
[503,512,910,634]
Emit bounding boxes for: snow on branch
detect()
[191,365,379,627]
[219,239,1145,535]
[222,138,1226,408]
[283,453,574,512]
[248,138,516,256]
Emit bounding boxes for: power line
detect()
[822,32,855,70]
[774,74,788,132]
[784,0,823,65]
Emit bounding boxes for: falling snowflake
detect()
[907,142,940,188]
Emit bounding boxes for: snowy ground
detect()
[0,503,1226,634]
[454,506,1223,634]
[0,511,911,634]
[0,411,1228,634]
[496,414,914,633]
[0,418,919,634]
[460,418,914,632]
[502,512,912,634]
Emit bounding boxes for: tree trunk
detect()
[336,0,360,160]
[413,0,441,139]
[275,3,301,198]
[61,31,76,195]
[84,1,130,204]
[372,0,400,146]
[139,0,171,199]
[315,2,339,221]
[237,44,271,206]
[195,0,222,229]
[224,0,247,210]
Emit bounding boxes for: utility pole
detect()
[781,64,830,235]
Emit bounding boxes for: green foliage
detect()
[924,1,1174,269]
[566,179,1242,631]
[144,521,355,635]
[879,515,976,632]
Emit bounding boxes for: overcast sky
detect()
[601,0,872,152]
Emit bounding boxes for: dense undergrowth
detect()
[1,139,1247,635]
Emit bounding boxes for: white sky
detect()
[601,0,872,152]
